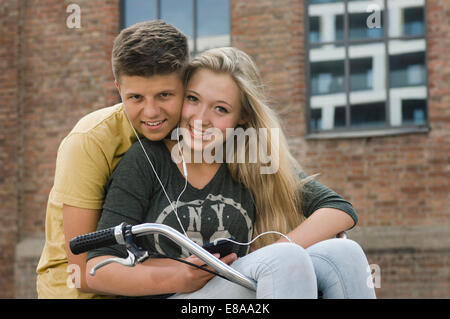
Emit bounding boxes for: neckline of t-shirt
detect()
[161,143,227,193]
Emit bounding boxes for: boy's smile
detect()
[142,119,167,130]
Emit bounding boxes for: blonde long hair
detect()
[184,47,308,249]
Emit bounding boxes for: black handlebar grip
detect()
[70,227,118,255]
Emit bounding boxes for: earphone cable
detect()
[124,110,188,237]
[214,231,294,246]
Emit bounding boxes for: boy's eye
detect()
[130,94,142,101]
[159,92,172,98]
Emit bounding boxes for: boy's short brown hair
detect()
[112,20,189,82]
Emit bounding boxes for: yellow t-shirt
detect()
[36,103,139,298]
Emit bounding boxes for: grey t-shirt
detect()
[87,139,358,261]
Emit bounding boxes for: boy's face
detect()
[116,73,184,141]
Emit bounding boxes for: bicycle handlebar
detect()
[70,223,257,291]
[70,227,119,255]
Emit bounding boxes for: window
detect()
[350,58,373,91]
[120,0,230,56]
[311,109,323,130]
[122,0,158,27]
[390,52,426,88]
[404,7,425,36]
[334,106,346,127]
[402,99,427,125]
[306,0,428,136]
[311,60,345,95]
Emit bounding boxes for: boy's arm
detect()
[54,133,110,210]
[54,133,111,293]
[63,204,102,294]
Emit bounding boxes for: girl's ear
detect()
[238,110,249,126]
[238,118,247,126]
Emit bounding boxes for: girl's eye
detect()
[216,106,229,113]
[186,95,198,102]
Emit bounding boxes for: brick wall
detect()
[0,0,120,298]
[19,0,120,239]
[366,248,450,298]
[231,0,307,140]
[0,0,21,299]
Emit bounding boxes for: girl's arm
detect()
[85,253,237,296]
[276,173,358,248]
[276,207,355,248]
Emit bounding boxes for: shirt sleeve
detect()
[299,172,358,227]
[87,142,154,261]
[52,133,110,210]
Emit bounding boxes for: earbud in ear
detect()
[182,160,188,178]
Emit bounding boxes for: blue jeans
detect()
[169,239,376,299]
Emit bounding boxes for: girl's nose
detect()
[191,106,210,126]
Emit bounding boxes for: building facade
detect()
[0,0,448,298]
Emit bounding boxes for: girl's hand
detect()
[178,253,238,293]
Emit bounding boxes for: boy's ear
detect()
[114,80,121,94]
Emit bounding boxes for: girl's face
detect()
[180,68,246,153]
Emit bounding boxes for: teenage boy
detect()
[36,20,189,298]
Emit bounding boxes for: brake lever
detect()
[89,223,151,276]
[89,250,136,276]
